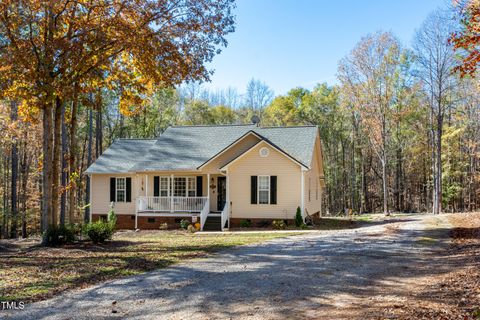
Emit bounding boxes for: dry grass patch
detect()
[0,230,297,303]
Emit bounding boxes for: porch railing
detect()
[200,199,210,231]
[221,202,229,231]
[137,196,208,212]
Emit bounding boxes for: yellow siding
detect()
[228,141,302,219]
[201,133,260,174]
[91,174,136,215]
[304,135,323,215]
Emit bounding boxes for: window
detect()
[187,177,196,197]
[172,177,196,197]
[160,177,169,197]
[259,147,269,157]
[258,176,270,204]
[116,178,126,202]
[174,177,186,197]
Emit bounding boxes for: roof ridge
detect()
[115,138,157,141]
[170,124,255,128]
[257,125,317,129]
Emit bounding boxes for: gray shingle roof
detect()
[86,124,318,173]
[85,139,156,174]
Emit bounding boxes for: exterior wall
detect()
[304,139,323,216]
[91,214,196,230]
[227,141,303,220]
[201,133,260,174]
[91,173,136,216]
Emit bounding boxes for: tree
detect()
[338,32,406,215]
[451,0,480,76]
[413,9,457,214]
[0,0,236,232]
[244,79,274,113]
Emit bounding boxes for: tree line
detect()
[1,1,480,238]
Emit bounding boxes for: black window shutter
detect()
[110,178,116,202]
[153,176,160,197]
[126,177,132,202]
[196,176,203,196]
[251,176,258,204]
[270,176,277,204]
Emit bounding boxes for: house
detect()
[85,124,325,231]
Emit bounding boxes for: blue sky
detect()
[203,0,447,95]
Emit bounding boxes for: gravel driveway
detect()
[4,214,453,320]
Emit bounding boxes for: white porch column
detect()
[207,173,210,201]
[301,169,306,220]
[145,174,148,197]
[89,174,93,222]
[226,169,230,229]
[170,174,174,213]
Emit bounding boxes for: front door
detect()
[217,176,226,211]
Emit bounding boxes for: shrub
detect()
[239,219,252,228]
[180,219,190,230]
[159,223,169,230]
[272,220,286,230]
[43,224,77,246]
[107,207,117,229]
[194,222,201,230]
[83,220,115,244]
[295,207,304,227]
[187,224,196,233]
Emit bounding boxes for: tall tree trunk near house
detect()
[2,155,9,238]
[60,103,68,226]
[84,109,93,223]
[68,87,78,223]
[20,135,29,238]
[435,112,443,214]
[51,97,62,227]
[95,95,103,159]
[41,104,54,233]
[10,101,18,238]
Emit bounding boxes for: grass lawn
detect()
[0,230,298,303]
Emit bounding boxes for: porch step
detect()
[203,215,221,231]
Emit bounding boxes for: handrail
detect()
[220,202,229,231]
[200,199,209,231]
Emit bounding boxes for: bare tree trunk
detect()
[20,134,29,238]
[51,97,62,227]
[84,108,93,223]
[42,104,54,233]
[10,101,18,238]
[436,112,443,214]
[68,86,78,223]
[95,94,103,158]
[60,102,68,226]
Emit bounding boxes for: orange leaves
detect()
[451,0,480,76]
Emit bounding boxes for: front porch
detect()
[134,173,229,231]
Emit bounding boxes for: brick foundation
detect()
[92,214,136,229]
[229,218,295,228]
[92,214,198,230]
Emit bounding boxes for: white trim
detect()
[145,174,148,197]
[220,140,309,170]
[89,174,93,222]
[138,213,200,217]
[197,131,262,169]
[301,170,305,220]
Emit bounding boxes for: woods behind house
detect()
[1,1,480,238]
